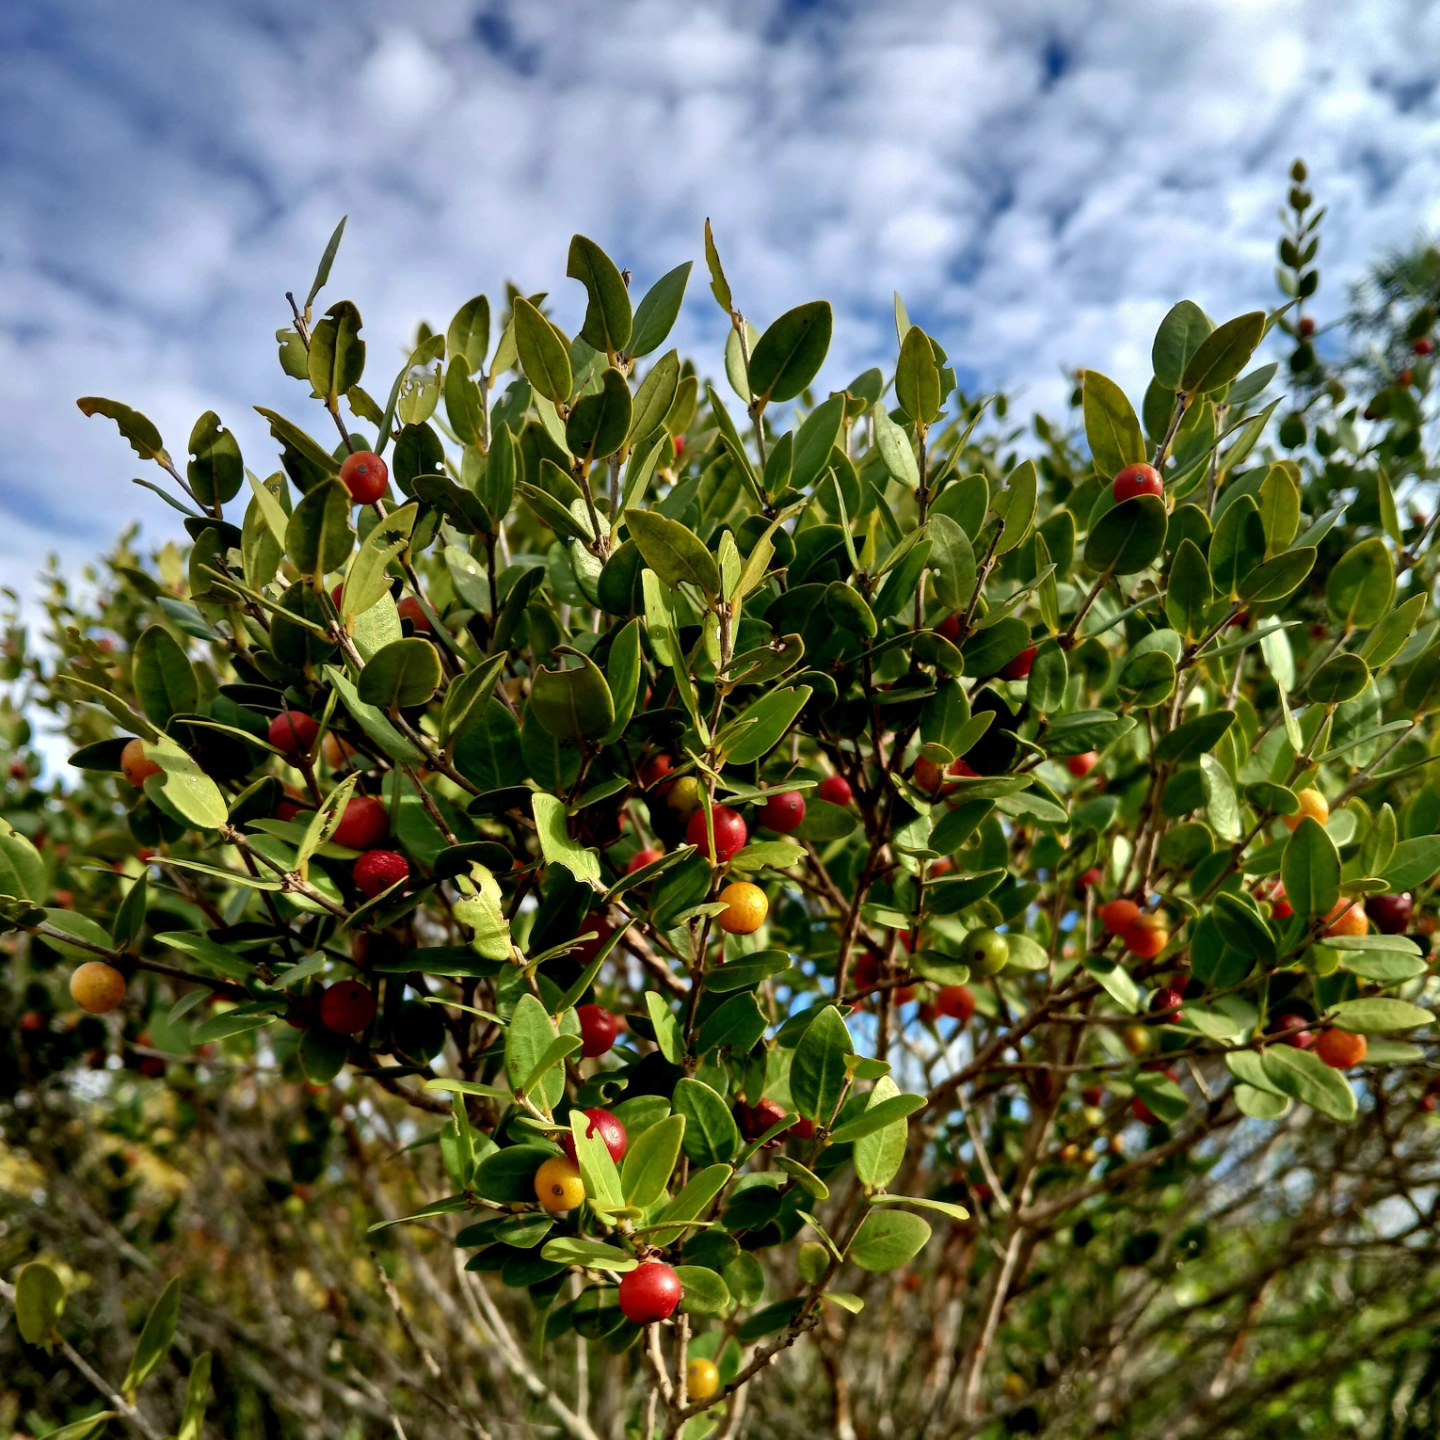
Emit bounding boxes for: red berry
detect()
[340,451,389,504]
[1150,987,1185,1023]
[396,596,432,632]
[1112,463,1165,504]
[1270,880,1294,921]
[618,1261,683,1324]
[319,980,376,1035]
[1066,751,1099,779]
[354,849,410,898]
[563,1107,628,1164]
[936,985,976,1022]
[758,791,806,834]
[577,1004,620,1058]
[334,796,389,850]
[639,755,674,790]
[818,775,853,807]
[913,756,946,795]
[949,757,978,779]
[1298,316,1315,338]
[685,805,748,863]
[269,710,319,758]
[574,916,615,966]
[1369,892,1414,934]
[1001,646,1038,680]
[1414,337,1434,357]
[936,614,962,643]
[673,435,686,458]
[1272,1012,1314,1049]
[737,1097,791,1142]
[627,848,664,874]
[1078,867,1103,892]
[1400,368,1414,387]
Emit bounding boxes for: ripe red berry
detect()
[1414,336,1434,357]
[1112,463,1164,504]
[574,915,615,966]
[627,848,664,874]
[573,1002,619,1059]
[913,756,946,795]
[673,434,686,458]
[269,710,319,758]
[936,614,962,642]
[1001,646,1038,680]
[396,595,432,632]
[758,791,806,834]
[639,754,674,790]
[1272,1012,1314,1049]
[577,1004,620,1058]
[1078,867,1103,892]
[685,805,748,863]
[354,850,410,898]
[618,1261,683,1325]
[340,451,389,504]
[1400,368,1414,387]
[1298,316,1315,338]
[737,1097,791,1142]
[319,980,377,1035]
[949,757,978,779]
[1369,892,1414,934]
[1066,751,1099,779]
[936,985,976,1022]
[818,775,853,807]
[1150,987,1185,1023]
[1270,881,1294,921]
[563,1107,628,1165]
[334,796,389,850]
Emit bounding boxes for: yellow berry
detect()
[1285,788,1329,832]
[717,881,768,935]
[69,961,127,1015]
[535,1157,585,1215]
[666,775,703,819]
[686,1357,721,1401]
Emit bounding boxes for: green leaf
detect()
[0,822,46,904]
[77,397,172,469]
[1152,300,1213,389]
[46,1412,121,1439]
[1380,837,1440,892]
[541,1237,637,1273]
[514,298,572,404]
[507,994,565,1112]
[521,1034,583,1095]
[791,1006,854,1124]
[993,460,1038,554]
[443,357,484,445]
[1307,654,1370,705]
[749,301,833,405]
[122,1277,181,1393]
[844,1084,920,1189]
[178,1353,214,1440]
[869,1193,970,1223]
[1026,642,1068,716]
[285,478,354,576]
[304,215,347,310]
[1282,817,1340,921]
[15,1261,64,1347]
[357,638,442,710]
[532,793,601,884]
[187,411,244,506]
[144,735,229,831]
[1328,998,1432,1034]
[1181,311,1266,393]
[1200,754,1241,842]
[1083,954,1142,1012]
[132,625,198,728]
[307,300,366,404]
[720,686,812,766]
[673,1079,741,1167]
[567,235,633,353]
[792,394,846,491]
[1238,547,1316,604]
[1155,710,1234,764]
[446,294,490,373]
[622,1114,686,1209]
[1326,537,1396,629]
[569,1109,625,1213]
[630,262,692,357]
[848,1209,931,1273]
[344,502,417,622]
[629,351,681,447]
[675,1266,731,1316]
[1164,538,1212,639]
[895,327,942,425]
[648,1164,733,1245]
[1212,893,1275,964]
[873,407,920,488]
[625,509,721,597]
[1082,371,1146,478]
[1260,1045,1357,1121]
[531,652,615,743]
[1209,495,1266,598]
[566,368,632,461]
[1085,495,1167,575]
[324,665,425,764]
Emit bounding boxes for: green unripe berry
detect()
[965,927,1010,977]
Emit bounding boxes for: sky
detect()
[4,0,1440,613]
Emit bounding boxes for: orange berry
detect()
[1099,899,1141,936]
[1316,1029,1367,1070]
[1123,914,1170,960]
[120,738,161,788]
[1324,899,1369,938]
[717,881,768,935]
[1285,788,1329,832]
[70,961,127,1014]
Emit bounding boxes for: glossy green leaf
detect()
[1082,371,1146,478]
[791,1006,854,1124]
[567,234,633,354]
[749,301,833,405]
[357,638,442,710]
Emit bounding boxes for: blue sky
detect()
[4,0,1440,601]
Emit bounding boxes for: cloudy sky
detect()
[4,0,1440,609]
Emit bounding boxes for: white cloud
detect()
[3,0,1439,617]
